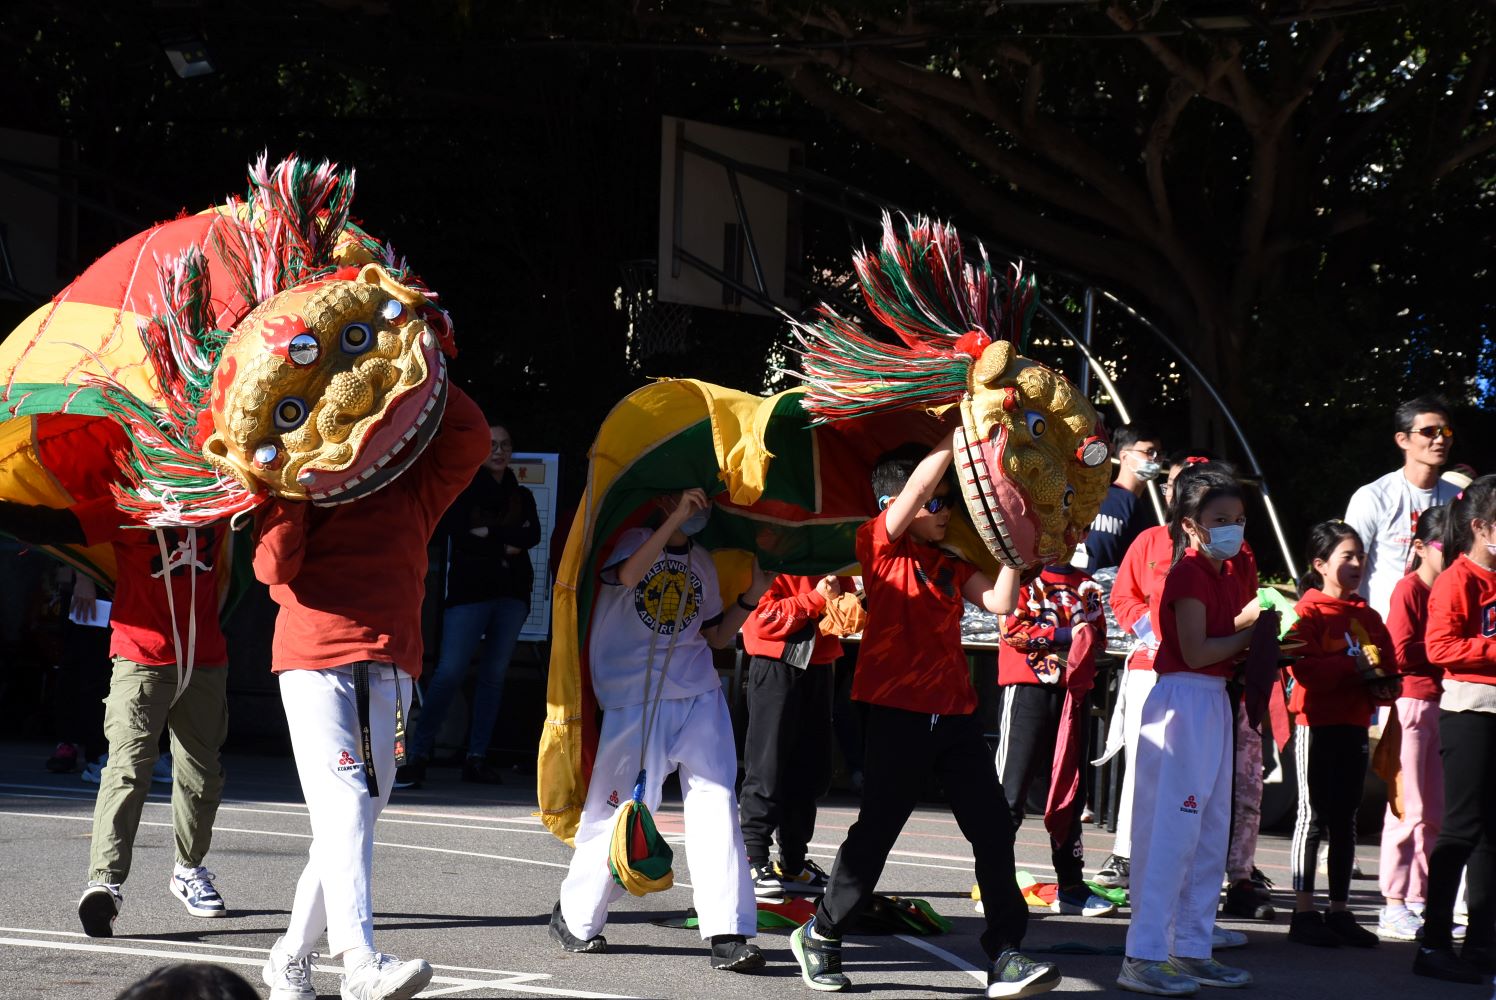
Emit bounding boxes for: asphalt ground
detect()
[0,741,1476,1000]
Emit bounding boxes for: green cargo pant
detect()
[88,658,228,885]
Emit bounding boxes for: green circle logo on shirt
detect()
[635,561,703,635]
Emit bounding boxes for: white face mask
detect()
[1134,460,1163,482]
[1198,523,1245,560]
[679,509,710,537]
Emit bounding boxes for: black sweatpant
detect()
[1290,724,1367,901]
[1422,709,1496,951]
[815,706,1027,960]
[738,656,835,869]
[994,683,1086,888]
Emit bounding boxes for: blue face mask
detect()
[1201,523,1244,560]
[679,509,710,537]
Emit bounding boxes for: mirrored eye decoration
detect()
[340,322,374,354]
[273,397,308,431]
[379,299,404,322]
[288,333,320,366]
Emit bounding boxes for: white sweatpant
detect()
[559,688,755,940]
[1108,667,1157,859]
[1126,673,1234,962]
[279,663,411,959]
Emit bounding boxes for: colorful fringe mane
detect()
[790,212,1038,422]
[86,155,387,528]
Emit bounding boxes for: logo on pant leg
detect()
[1180,795,1199,815]
[607,789,620,809]
[336,750,362,773]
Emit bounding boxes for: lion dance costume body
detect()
[539,212,1110,842]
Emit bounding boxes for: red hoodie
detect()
[253,386,490,677]
[1426,553,1496,686]
[1286,588,1395,726]
[1386,572,1441,701]
[741,574,854,665]
[998,565,1103,685]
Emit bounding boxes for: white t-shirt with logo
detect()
[1344,469,1460,618]
[588,527,725,711]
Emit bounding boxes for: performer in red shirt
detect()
[1414,476,1496,984]
[1120,463,1265,996]
[789,435,1063,999]
[255,385,489,1000]
[739,572,854,899]
[0,496,230,937]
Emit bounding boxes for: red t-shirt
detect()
[851,510,977,714]
[73,499,228,668]
[1426,554,1496,686]
[1154,548,1254,678]
[253,386,491,677]
[1387,573,1440,701]
[741,573,853,665]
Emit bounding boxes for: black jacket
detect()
[435,468,541,609]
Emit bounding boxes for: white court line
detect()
[893,933,988,986]
[0,928,639,999]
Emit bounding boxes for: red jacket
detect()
[1386,572,1441,701]
[1426,554,1496,686]
[1286,588,1395,726]
[253,386,490,677]
[741,574,854,665]
[998,565,1103,685]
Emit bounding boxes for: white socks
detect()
[341,945,376,972]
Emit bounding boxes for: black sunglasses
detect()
[923,496,952,514]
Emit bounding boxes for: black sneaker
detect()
[987,949,1061,998]
[462,755,505,784]
[77,882,122,938]
[776,858,831,895]
[1221,881,1274,921]
[1461,944,1496,974]
[750,863,786,899]
[1249,867,1274,901]
[548,901,606,954]
[1288,910,1341,948]
[1325,910,1379,948]
[790,919,849,991]
[709,934,765,972]
[1413,945,1484,984]
[393,756,427,790]
[1092,854,1129,889]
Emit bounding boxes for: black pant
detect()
[1290,724,1367,901]
[51,620,112,759]
[1423,709,1496,950]
[738,656,835,868]
[994,683,1086,888]
[815,706,1027,960]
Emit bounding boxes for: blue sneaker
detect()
[169,865,226,918]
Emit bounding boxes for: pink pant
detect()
[1226,703,1263,882]
[1379,697,1444,903]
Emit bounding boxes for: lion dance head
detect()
[92,156,455,527]
[792,214,1110,568]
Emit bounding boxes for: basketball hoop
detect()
[619,259,692,368]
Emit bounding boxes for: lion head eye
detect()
[288,333,320,366]
[1025,411,1046,438]
[1062,486,1075,509]
[273,397,308,431]
[340,322,374,354]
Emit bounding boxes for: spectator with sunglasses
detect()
[1345,395,1460,619]
[1073,423,1165,574]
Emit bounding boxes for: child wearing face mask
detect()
[551,487,773,973]
[1118,463,1266,997]
[1282,522,1398,950]
[1379,504,1450,943]
[1413,475,1496,984]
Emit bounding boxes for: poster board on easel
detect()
[510,452,559,641]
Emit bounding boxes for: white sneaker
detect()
[169,865,226,917]
[1051,888,1118,917]
[340,953,433,1000]
[263,939,318,1000]
[77,882,122,938]
[1169,956,1252,988]
[1378,906,1423,942]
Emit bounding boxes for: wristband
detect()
[737,594,758,612]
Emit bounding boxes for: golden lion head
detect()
[203,263,449,504]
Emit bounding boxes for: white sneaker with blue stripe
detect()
[169,864,226,917]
